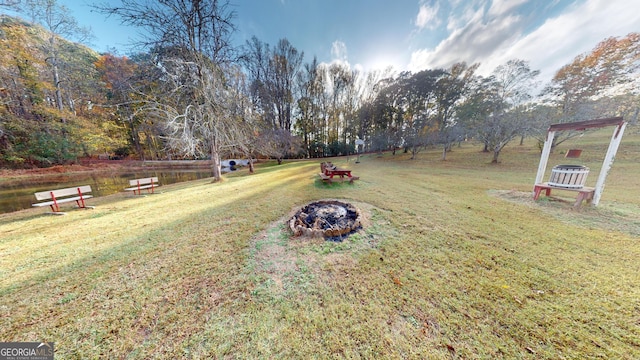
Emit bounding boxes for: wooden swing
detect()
[533,117,627,208]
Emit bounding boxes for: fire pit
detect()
[288,200,362,241]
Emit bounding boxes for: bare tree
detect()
[259,128,302,165]
[242,37,303,132]
[96,0,237,181]
[0,0,20,9]
[482,59,539,163]
[272,39,303,132]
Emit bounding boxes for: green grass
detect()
[1,128,639,359]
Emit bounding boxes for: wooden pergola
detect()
[534,117,627,207]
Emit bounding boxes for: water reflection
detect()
[0,169,212,214]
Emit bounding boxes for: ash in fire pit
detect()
[289,200,362,241]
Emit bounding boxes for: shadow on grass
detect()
[0,164,326,297]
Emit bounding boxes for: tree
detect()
[242,36,274,125]
[94,53,145,158]
[540,33,640,149]
[407,69,448,159]
[295,56,323,157]
[545,33,639,118]
[0,16,45,115]
[220,65,259,173]
[326,62,350,143]
[353,67,395,153]
[474,59,540,163]
[434,62,478,160]
[0,0,19,10]
[22,0,91,113]
[259,128,302,164]
[242,37,303,132]
[96,0,237,181]
[242,37,303,162]
[271,39,303,132]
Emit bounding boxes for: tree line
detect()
[0,0,638,180]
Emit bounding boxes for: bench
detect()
[124,177,160,195]
[320,162,335,174]
[32,185,94,214]
[533,182,595,209]
[319,173,333,184]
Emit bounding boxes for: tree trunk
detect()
[129,120,144,160]
[53,63,64,112]
[248,158,255,173]
[67,94,75,114]
[492,148,500,163]
[211,144,222,181]
[49,36,64,113]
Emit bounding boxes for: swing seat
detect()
[565,149,582,158]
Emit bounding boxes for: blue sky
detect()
[22,0,640,84]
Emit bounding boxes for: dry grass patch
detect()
[248,200,378,298]
[492,189,640,237]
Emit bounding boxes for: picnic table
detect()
[319,162,359,184]
[325,167,353,179]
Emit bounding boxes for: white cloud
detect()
[408,0,640,87]
[416,3,440,30]
[409,7,522,72]
[446,3,480,32]
[479,0,640,84]
[488,0,527,17]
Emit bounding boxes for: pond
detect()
[0,169,213,214]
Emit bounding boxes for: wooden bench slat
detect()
[125,177,160,194]
[128,177,159,186]
[32,195,94,207]
[124,184,156,191]
[34,185,92,201]
[536,182,594,192]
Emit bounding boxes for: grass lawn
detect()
[1,127,639,359]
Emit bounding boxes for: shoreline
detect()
[0,160,214,182]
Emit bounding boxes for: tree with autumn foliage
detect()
[94,53,149,159]
[544,33,640,121]
[539,32,639,149]
[22,0,92,113]
[0,15,102,167]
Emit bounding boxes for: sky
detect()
[18,0,640,85]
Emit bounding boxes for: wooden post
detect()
[593,122,626,206]
[534,130,555,190]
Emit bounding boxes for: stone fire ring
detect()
[288,200,362,241]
